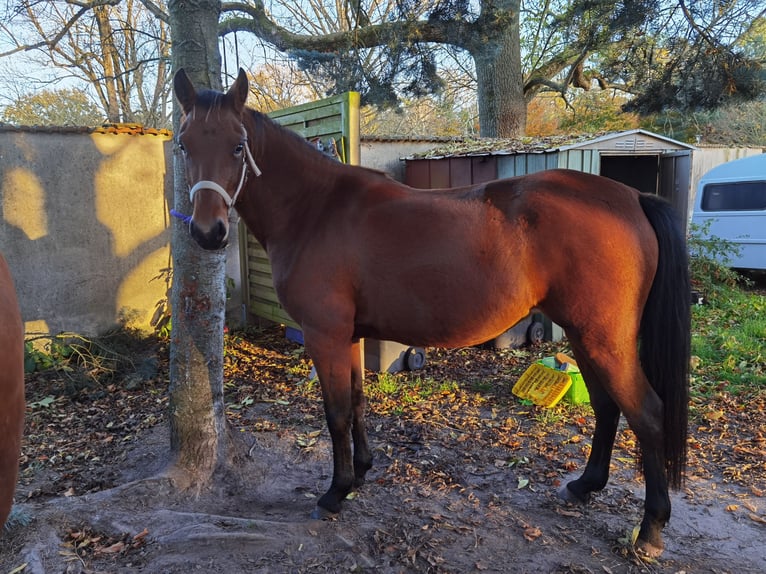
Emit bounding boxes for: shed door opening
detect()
[600,152,691,231]
[600,155,659,195]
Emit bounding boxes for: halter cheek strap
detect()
[188,125,262,211]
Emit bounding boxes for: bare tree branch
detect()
[1,0,171,126]
[137,0,169,24]
[220,1,475,53]
[1,0,121,57]
[678,0,720,49]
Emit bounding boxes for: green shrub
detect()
[687,221,748,301]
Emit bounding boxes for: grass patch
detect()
[688,227,766,396]
[373,372,399,396]
[367,371,460,415]
[691,285,766,395]
[24,327,155,394]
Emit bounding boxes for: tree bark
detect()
[94,6,121,123]
[471,0,525,137]
[166,0,240,491]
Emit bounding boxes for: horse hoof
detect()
[558,484,588,504]
[310,506,338,521]
[636,538,664,559]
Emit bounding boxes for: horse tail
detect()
[638,194,691,490]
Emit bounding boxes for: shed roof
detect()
[405,129,694,159]
[560,129,695,152]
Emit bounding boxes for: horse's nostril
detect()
[189,219,229,250]
[213,219,228,243]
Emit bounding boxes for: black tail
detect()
[638,194,690,490]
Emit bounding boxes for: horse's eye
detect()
[177,141,187,155]
[234,143,244,155]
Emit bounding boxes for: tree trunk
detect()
[94,7,121,123]
[472,0,526,137]
[166,0,240,491]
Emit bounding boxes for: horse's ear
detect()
[227,68,249,115]
[173,68,196,114]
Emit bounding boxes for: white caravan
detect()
[691,154,766,270]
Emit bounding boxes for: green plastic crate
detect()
[563,370,590,404]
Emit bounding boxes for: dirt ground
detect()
[1,327,765,574]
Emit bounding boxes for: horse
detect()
[0,253,25,529]
[173,68,690,558]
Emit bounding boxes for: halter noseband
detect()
[188,125,261,211]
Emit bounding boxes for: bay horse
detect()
[173,68,690,558]
[0,253,25,529]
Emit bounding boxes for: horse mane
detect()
[189,89,228,121]
[243,107,397,183]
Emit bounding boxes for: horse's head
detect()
[173,67,257,250]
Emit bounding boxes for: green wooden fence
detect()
[242,92,360,328]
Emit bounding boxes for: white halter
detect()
[188,125,261,210]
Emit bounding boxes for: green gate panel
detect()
[242,92,360,328]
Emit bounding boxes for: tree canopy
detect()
[0,0,763,137]
[611,1,765,114]
[0,1,170,125]
[0,87,104,125]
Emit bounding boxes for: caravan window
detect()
[701,181,766,212]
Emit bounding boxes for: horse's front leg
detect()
[351,339,372,487]
[305,335,358,516]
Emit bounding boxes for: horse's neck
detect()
[241,123,344,251]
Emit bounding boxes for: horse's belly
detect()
[355,272,533,348]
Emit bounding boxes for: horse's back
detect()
[490,169,658,263]
[285,167,658,347]
[0,254,24,528]
[488,169,660,335]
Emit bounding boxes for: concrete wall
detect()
[0,127,172,336]
[360,137,447,180]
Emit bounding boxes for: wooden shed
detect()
[404,129,695,226]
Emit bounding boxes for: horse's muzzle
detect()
[190,219,229,250]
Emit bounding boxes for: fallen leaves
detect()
[295,429,322,448]
[61,526,149,563]
[555,506,583,519]
[14,324,766,573]
[687,390,766,494]
[704,409,726,421]
[748,513,766,525]
[523,526,543,541]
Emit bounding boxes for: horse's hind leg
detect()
[351,340,372,486]
[565,341,671,557]
[623,386,670,556]
[561,350,620,501]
